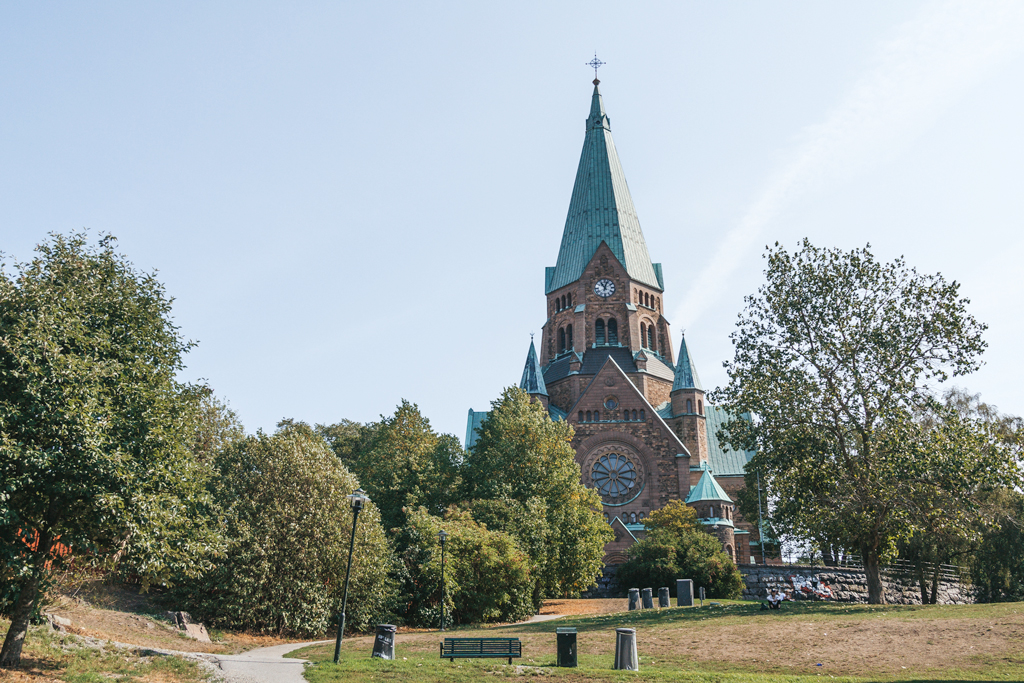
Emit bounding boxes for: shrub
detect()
[174,424,394,636]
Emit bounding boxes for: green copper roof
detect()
[520,339,548,396]
[547,83,660,294]
[704,405,756,476]
[672,334,703,391]
[685,465,733,504]
[465,409,488,450]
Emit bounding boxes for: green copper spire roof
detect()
[520,338,548,396]
[672,333,703,391]
[546,82,661,294]
[685,465,733,504]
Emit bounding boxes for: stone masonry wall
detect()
[740,565,974,605]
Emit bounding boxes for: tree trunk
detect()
[0,572,42,667]
[864,549,887,605]
[930,561,941,605]
[917,561,929,605]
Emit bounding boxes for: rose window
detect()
[591,453,638,498]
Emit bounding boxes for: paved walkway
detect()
[212,640,332,683]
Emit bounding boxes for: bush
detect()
[395,507,534,626]
[615,514,744,600]
[173,424,394,636]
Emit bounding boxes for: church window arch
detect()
[567,293,572,307]
[639,409,645,421]
[558,328,566,353]
[567,324,573,349]
[648,326,655,350]
[578,411,584,422]
[594,410,600,421]
[644,292,650,307]
[698,400,703,415]
[638,512,645,521]
[586,411,592,422]
[603,512,609,522]
[632,409,637,421]
[640,323,647,347]
[595,319,605,345]
[607,318,618,344]
[630,512,637,524]
[687,399,692,413]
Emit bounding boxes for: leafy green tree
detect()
[465,388,612,597]
[175,424,394,636]
[715,240,1019,603]
[395,506,534,626]
[191,390,245,461]
[971,488,1024,602]
[341,401,464,531]
[0,233,222,667]
[615,505,743,599]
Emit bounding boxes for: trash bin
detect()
[676,579,693,607]
[614,627,638,671]
[641,588,654,609]
[658,587,670,608]
[556,627,577,667]
[628,588,640,611]
[370,624,396,660]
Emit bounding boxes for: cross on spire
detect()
[587,53,605,84]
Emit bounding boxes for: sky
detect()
[2,1,1023,442]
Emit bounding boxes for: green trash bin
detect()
[556,627,577,667]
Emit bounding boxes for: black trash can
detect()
[371,624,396,660]
[628,588,640,610]
[658,587,670,608]
[641,587,654,609]
[556,627,577,667]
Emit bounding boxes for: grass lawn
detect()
[291,600,1024,683]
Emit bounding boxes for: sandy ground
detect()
[537,599,627,616]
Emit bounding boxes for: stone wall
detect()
[740,564,974,605]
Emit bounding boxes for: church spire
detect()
[519,338,548,397]
[672,333,703,391]
[546,82,661,294]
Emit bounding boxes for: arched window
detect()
[586,411,592,422]
[710,505,715,519]
[607,318,618,344]
[558,328,566,353]
[595,319,605,345]
[603,512,609,522]
[644,292,650,307]
[698,400,703,415]
[578,411,584,422]
[687,399,692,413]
[563,295,568,310]
[594,410,600,421]
[639,409,645,421]
[622,513,629,523]
[566,324,573,349]
[656,296,660,311]
[638,512,645,520]
[632,409,637,421]
[630,512,637,524]
[567,293,572,307]
[648,326,655,350]
[640,323,646,347]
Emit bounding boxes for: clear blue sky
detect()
[3,1,1022,441]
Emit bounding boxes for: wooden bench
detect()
[440,637,522,664]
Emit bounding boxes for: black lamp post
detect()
[438,529,448,632]
[333,488,369,665]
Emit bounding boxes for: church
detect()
[467,78,764,568]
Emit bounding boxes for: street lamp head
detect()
[347,488,369,512]
[438,529,448,545]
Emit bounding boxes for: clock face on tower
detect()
[594,278,615,298]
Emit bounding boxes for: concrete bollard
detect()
[676,579,693,607]
[641,588,654,609]
[658,587,670,608]
[628,588,640,610]
[614,628,638,671]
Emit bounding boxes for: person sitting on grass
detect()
[766,589,783,609]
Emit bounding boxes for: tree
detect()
[340,401,464,531]
[174,424,394,635]
[0,233,221,666]
[615,503,743,599]
[715,240,1019,603]
[465,387,612,597]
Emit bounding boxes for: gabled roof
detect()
[465,408,488,450]
[519,339,548,396]
[704,405,756,476]
[547,83,660,293]
[685,464,733,504]
[672,334,703,391]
